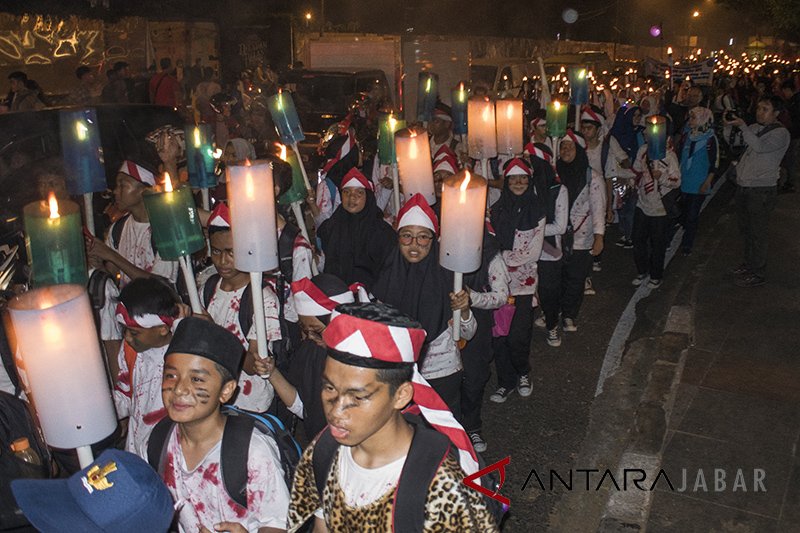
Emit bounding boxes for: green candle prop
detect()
[24,195,88,287]
[546,100,568,138]
[142,173,205,312]
[377,113,406,214]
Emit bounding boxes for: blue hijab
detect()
[609,106,642,161]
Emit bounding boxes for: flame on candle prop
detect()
[193,127,201,148]
[279,143,288,161]
[277,88,283,110]
[458,82,465,102]
[75,121,88,141]
[459,171,471,204]
[163,172,174,192]
[48,192,59,219]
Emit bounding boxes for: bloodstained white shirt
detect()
[106,217,179,287]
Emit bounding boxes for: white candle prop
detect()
[395,128,436,204]
[227,161,279,359]
[7,285,117,467]
[495,99,523,156]
[467,97,497,160]
[439,170,488,341]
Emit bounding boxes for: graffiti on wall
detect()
[0,14,103,66]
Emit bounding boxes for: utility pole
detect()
[320,0,325,36]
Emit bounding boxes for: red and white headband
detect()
[118,160,155,186]
[432,108,452,122]
[290,278,356,317]
[396,193,439,234]
[433,155,458,175]
[208,202,231,228]
[580,106,605,126]
[530,117,546,129]
[562,129,586,150]
[339,167,374,191]
[504,157,532,177]
[115,302,175,329]
[524,143,553,165]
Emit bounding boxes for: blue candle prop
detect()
[646,115,668,160]
[59,109,106,195]
[416,72,439,123]
[186,124,217,189]
[267,90,305,145]
[451,83,468,135]
[568,67,589,106]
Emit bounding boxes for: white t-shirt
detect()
[586,135,634,180]
[207,281,280,412]
[164,426,290,532]
[314,446,406,518]
[106,217,179,287]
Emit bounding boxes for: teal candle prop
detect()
[568,67,589,106]
[416,72,439,122]
[59,108,106,195]
[267,89,305,145]
[451,82,468,135]
[646,115,668,160]
[377,113,406,165]
[277,144,309,205]
[546,100,568,138]
[142,175,205,260]
[24,196,87,287]
[186,124,217,189]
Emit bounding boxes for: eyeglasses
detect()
[398,232,434,246]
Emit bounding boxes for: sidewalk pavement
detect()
[646,189,800,531]
[547,184,800,532]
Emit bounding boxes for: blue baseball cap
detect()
[11,449,174,533]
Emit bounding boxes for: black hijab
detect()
[490,159,545,251]
[372,238,453,343]
[530,146,562,247]
[556,133,590,211]
[318,188,395,291]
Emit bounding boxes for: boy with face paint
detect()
[88,160,179,287]
[287,302,498,532]
[114,278,183,458]
[160,317,289,532]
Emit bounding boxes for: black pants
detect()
[460,309,494,432]
[495,294,533,389]
[736,185,777,277]
[632,207,669,280]
[680,193,706,251]
[537,259,563,330]
[428,371,463,422]
[561,250,593,320]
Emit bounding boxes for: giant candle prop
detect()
[377,113,406,213]
[24,195,87,287]
[8,284,117,468]
[646,115,668,160]
[59,108,105,235]
[227,161,279,359]
[395,128,436,205]
[416,72,439,123]
[495,99,523,157]
[186,124,217,209]
[142,174,205,312]
[267,89,312,190]
[451,83,469,136]
[546,100,568,138]
[439,170,488,341]
[467,97,497,160]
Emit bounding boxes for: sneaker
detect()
[517,374,532,397]
[469,432,488,453]
[615,236,628,247]
[489,387,513,403]
[584,278,596,295]
[546,327,561,347]
[563,318,577,332]
[632,274,647,287]
[648,278,662,288]
[534,316,546,328]
[735,273,766,287]
[593,261,602,272]
[623,239,634,249]
[730,264,751,276]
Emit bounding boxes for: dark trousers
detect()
[680,193,706,251]
[495,294,533,389]
[736,185,777,277]
[617,193,637,239]
[633,207,669,280]
[561,250,593,320]
[460,309,494,432]
[538,259,563,330]
[428,371,463,422]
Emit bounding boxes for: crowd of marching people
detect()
[1,59,796,532]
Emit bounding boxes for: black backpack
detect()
[147,406,302,508]
[311,413,504,532]
[0,391,52,529]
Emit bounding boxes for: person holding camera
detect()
[725,96,791,287]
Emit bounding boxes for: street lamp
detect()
[692,10,700,17]
[304,12,312,28]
